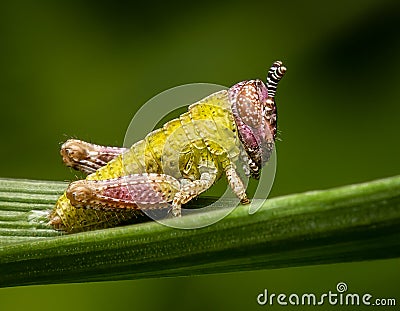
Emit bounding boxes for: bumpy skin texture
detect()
[50,62,285,232]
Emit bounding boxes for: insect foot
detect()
[170,203,182,217]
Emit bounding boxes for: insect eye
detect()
[262,106,271,117]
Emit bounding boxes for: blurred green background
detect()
[0,0,399,310]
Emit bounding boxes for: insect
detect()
[49,61,286,232]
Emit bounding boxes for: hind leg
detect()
[66,173,180,210]
[61,139,127,174]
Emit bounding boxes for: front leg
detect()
[225,163,250,204]
[61,139,127,174]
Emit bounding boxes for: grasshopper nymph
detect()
[50,61,286,232]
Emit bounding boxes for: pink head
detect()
[229,61,286,179]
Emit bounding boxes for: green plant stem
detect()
[0,176,400,288]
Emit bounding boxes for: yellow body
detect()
[51,90,241,232]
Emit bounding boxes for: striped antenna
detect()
[266,61,286,98]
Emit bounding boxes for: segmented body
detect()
[51,91,240,232]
